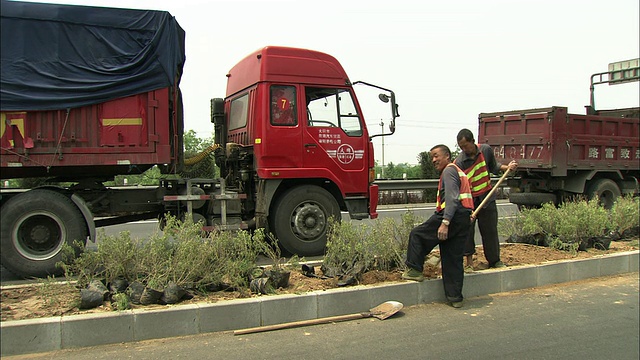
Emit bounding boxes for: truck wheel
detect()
[270,185,341,256]
[587,179,620,209]
[508,192,557,209]
[0,189,88,278]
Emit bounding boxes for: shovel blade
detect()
[370,301,403,320]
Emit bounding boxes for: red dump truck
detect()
[478,60,639,209]
[0,1,399,277]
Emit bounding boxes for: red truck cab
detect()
[218,46,396,254]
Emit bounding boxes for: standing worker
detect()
[455,128,518,270]
[402,144,474,308]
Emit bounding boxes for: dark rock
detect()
[250,277,272,294]
[161,282,186,304]
[139,287,162,305]
[109,277,129,294]
[337,275,357,287]
[127,281,145,305]
[80,289,104,309]
[265,269,290,289]
[87,280,109,300]
[507,233,548,246]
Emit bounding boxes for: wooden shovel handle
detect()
[471,168,510,219]
[234,312,369,335]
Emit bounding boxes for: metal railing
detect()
[373,177,510,191]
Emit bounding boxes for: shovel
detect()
[233,300,403,335]
[471,168,511,219]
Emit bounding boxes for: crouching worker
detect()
[402,144,474,308]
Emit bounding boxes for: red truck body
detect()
[479,106,640,208]
[1,87,180,179]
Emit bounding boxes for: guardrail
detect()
[373,177,510,191]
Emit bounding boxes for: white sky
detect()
[23,0,640,165]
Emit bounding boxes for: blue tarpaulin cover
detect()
[0,0,185,111]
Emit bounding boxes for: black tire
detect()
[587,179,621,210]
[0,189,88,278]
[270,185,341,256]
[509,192,557,208]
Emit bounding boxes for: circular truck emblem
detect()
[336,144,355,164]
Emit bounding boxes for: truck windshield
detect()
[306,87,362,137]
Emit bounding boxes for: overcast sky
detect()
[24,0,640,165]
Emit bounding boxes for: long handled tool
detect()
[471,168,511,219]
[233,300,403,335]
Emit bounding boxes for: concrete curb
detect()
[1,250,638,356]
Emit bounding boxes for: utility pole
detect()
[380,120,385,178]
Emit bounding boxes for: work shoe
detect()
[401,268,424,282]
[491,261,507,268]
[449,300,464,308]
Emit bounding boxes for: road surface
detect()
[6,272,638,360]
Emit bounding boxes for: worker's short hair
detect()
[457,128,475,143]
[430,144,451,159]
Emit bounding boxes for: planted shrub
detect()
[503,196,639,252]
[611,196,640,239]
[323,212,418,278]
[555,198,610,250]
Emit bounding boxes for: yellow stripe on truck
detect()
[102,118,143,126]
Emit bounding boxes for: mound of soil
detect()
[1,241,637,322]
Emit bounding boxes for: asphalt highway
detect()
[7,272,638,360]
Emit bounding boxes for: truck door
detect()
[303,87,368,194]
[258,85,303,168]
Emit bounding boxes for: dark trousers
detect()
[405,209,471,302]
[464,199,501,266]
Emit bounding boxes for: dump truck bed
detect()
[478,106,640,177]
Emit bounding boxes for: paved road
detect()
[6,272,638,360]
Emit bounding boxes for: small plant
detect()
[36,275,60,307]
[323,214,412,276]
[111,293,131,311]
[209,229,264,293]
[324,218,370,276]
[521,202,558,236]
[555,198,610,246]
[610,195,640,237]
[548,237,579,256]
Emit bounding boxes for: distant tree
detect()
[418,151,438,202]
[182,129,217,179]
[183,129,214,153]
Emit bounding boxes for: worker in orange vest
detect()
[403,144,474,308]
[455,128,518,270]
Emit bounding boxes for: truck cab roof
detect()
[225,46,350,98]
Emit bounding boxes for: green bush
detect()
[324,212,419,275]
[62,215,269,294]
[500,196,639,252]
[555,198,609,245]
[610,195,640,235]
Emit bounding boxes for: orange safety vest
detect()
[464,147,492,197]
[435,163,474,212]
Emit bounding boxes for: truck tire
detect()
[270,185,341,256]
[508,192,557,209]
[0,189,88,278]
[587,179,621,209]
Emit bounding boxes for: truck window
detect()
[306,87,363,136]
[229,93,249,130]
[270,85,297,126]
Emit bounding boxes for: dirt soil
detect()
[1,241,638,322]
